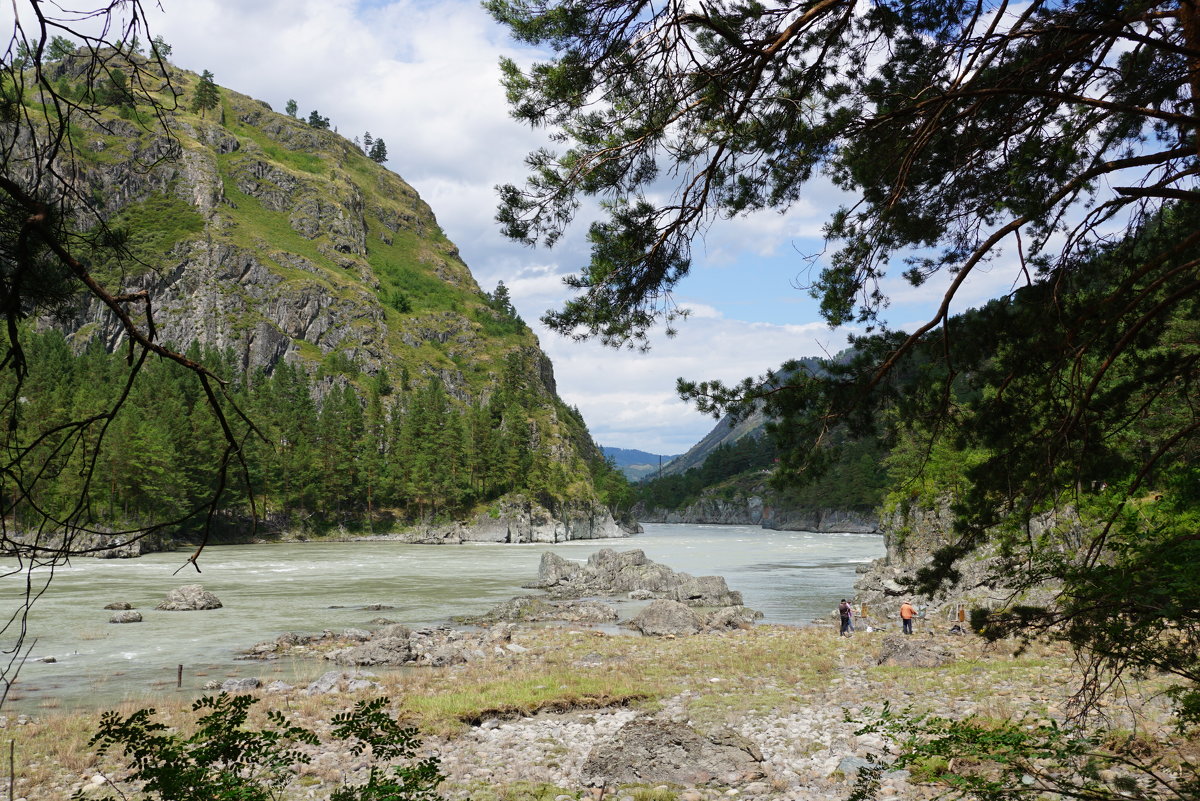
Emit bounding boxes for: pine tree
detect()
[306,110,330,129]
[47,36,76,61]
[368,138,388,163]
[149,35,171,60]
[191,69,219,118]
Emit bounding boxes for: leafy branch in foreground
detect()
[848,703,1198,801]
[79,694,445,801]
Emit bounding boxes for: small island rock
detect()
[156,584,223,611]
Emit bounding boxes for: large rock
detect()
[109,610,143,624]
[672,575,743,607]
[464,595,618,625]
[536,552,581,585]
[156,584,223,611]
[330,636,413,666]
[704,606,764,630]
[534,548,745,608]
[629,600,702,636]
[875,635,952,668]
[582,717,764,786]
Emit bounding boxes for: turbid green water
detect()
[0,523,882,713]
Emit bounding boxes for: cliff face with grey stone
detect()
[31,56,623,542]
[851,500,1065,626]
[55,63,515,394]
[636,490,878,533]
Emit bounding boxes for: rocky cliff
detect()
[637,491,878,533]
[851,500,1062,627]
[26,55,624,543]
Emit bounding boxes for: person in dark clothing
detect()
[838,599,854,637]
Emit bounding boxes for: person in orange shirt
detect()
[900,600,916,635]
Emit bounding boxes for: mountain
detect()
[18,54,627,544]
[633,357,885,531]
[601,447,681,481]
[657,407,767,478]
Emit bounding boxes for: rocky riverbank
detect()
[20,623,1182,801]
[636,497,877,534]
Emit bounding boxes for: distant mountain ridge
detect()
[602,446,681,481]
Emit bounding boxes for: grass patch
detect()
[369,229,465,313]
[87,190,205,280]
[227,114,327,175]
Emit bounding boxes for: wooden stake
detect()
[177,665,183,689]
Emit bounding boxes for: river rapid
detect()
[0,523,882,713]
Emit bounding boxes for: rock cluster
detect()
[530,549,745,607]
[853,500,1064,625]
[401,496,628,545]
[463,596,620,625]
[244,623,524,668]
[155,584,223,611]
[626,600,763,636]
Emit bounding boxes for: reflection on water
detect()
[0,523,882,712]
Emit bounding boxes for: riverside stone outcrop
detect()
[245,623,521,668]
[530,549,745,607]
[398,496,627,544]
[627,599,702,635]
[0,529,174,559]
[637,494,878,533]
[462,596,620,625]
[853,500,1067,627]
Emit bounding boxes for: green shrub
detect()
[77,694,444,801]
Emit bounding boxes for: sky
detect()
[33,0,1020,453]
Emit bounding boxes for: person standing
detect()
[900,600,916,635]
[838,599,854,637]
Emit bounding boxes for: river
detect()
[0,523,882,713]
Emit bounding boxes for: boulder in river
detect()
[109,610,143,624]
[156,584,223,611]
[531,548,745,607]
[582,717,764,786]
[103,602,133,610]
